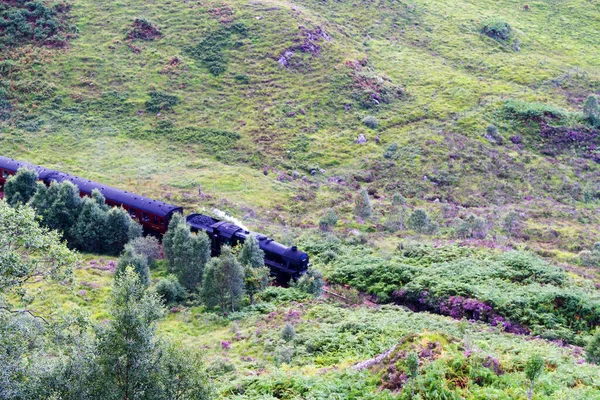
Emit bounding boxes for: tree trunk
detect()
[527,380,533,400]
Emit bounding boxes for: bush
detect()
[4,167,38,206]
[361,116,379,129]
[319,209,339,231]
[281,323,296,342]
[128,236,162,267]
[184,24,247,76]
[583,95,600,128]
[145,91,180,113]
[586,331,600,365]
[154,275,187,304]
[116,245,150,286]
[502,100,565,122]
[481,18,512,42]
[407,209,435,234]
[293,268,325,296]
[484,124,503,145]
[127,18,161,40]
[354,189,372,219]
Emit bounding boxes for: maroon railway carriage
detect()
[0,156,182,234]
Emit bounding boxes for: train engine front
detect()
[186,213,309,281]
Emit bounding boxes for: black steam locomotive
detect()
[0,155,310,280]
[187,214,309,280]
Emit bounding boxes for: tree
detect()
[4,167,38,206]
[0,201,76,304]
[238,234,270,304]
[104,207,133,255]
[202,246,245,312]
[116,245,150,286]
[586,330,600,365]
[280,323,296,342]
[583,95,600,127]
[129,236,162,267]
[42,269,211,400]
[163,214,210,291]
[408,209,432,234]
[406,352,419,398]
[524,354,544,400]
[94,267,166,399]
[154,275,187,304]
[35,181,82,243]
[354,189,372,219]
[71,194,108,253]
[0,201,77,398]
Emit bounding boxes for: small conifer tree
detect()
[354,189,372,219]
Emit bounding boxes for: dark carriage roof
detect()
[0,155,182,217]
[46,172,182,217]
[0,156,57,180]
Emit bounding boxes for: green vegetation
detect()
[3,0,600,396]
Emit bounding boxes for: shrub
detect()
[392,192,406,205]
[281,323,296,342]
[454,214,487,239]
[185,24,247,76]
[145,91,180,113]
[383,143,398,159]
[502,100,565,122]
[155,275,187,304]
[127,18,161,41]
[583,95,600,128]
[128,236,162,267]
[586,331,600,365]
[319,208,339,231]
[481,18,512,42]
[354,189,372,219]
[407,209,435,234]
[293,268,324,296]
[502,211,522,238]
[361,116,379,129]
[484,124,503,145]
[524,354,544,400]
[116,245,150,286]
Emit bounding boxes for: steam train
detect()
[0,156,309,279]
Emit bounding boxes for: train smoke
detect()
[212,208,250,231]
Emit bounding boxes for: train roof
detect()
[0,156,182,217]
[0,156,57,180]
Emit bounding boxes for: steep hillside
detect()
[3,0,600,397]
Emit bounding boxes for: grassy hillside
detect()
[3,0,600,397]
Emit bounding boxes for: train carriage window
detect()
[160,218,165,225]
[153,216,158,225]
[2,170,8,178]
[129,209,137,219]
[142,212,150,222]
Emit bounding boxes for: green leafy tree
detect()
[524,354,544,400]
[354,189,372,219]
[0,201,77,398]
[586,330,600,365]
[116,245,150,286]
[202,246,245,312]
[94,267,165,399]
[4,167,38,206]
[163,214,210,291]
[0,201,76,305]
[128,220,144,241]
[36,181,82,243]
[406,352,419,398]
[238,234,270,304]
[280,323,296,342]
[71,194,108,253]
[408,209,432,234]
[104,207,133,255]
